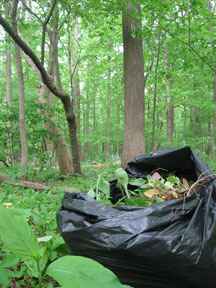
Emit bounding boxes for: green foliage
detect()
[115,168,130,198]
[0,207,42,260]
[88,174,110,202]
[47,256,128,288]
[1,0,215,165]
[0,203,129,288]
[1,0,216,284]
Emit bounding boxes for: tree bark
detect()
[151,32,161,149]
[104,54,112,160]
[45,6,73,174]
[5,15,12,105]
[67,19,81,155]
[164,47,174,144]
[121,1,145,167]
[12,0,28,168]
[4,2,14,164]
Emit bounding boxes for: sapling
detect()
[115,168,130,199]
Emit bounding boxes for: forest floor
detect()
[0,161,120,237]
[0,162,121,287]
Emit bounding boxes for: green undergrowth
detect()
[0,161,120,236]
[0,161,124,287]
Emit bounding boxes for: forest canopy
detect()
[0,0,215,173]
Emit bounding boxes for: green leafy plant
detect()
[88,173,111,203]
[0,206,131,288]
[115,168,130,198]
[47,256,130,288]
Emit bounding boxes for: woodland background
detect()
[0,1,216,287]
[0,0,216,175]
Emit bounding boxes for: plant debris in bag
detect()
[58,147,216,288]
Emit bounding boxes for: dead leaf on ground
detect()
[144,188,160,199]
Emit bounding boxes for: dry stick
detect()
[0,174,79,193]
[182,173,216,212]
[186,174,216,197]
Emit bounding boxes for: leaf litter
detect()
[88,168,216,207]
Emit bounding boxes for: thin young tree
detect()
[12,0,28,168]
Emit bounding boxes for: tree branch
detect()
[20,0,42,23]
[161,25,214,72]
[144,54,155,84]
[41,0,57,65]
[0,14,69,102]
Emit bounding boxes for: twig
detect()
[20,0,42,23]
[186,174,216,196]
[41,0,58,65]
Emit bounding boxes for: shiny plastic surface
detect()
[58,147,216,288]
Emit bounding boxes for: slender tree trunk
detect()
[121,1,145,167]
[5,40,12,104]
[12,0,28,168]
[44,6,73,174]
[84,85,90,159]
[4,1,12,104]
[4,2,14,164]
[151,31,161,150]
[115,90,121,156]
[164,47,174,144]
[73,72,81,134]
[67,19,81,154]
[104,55,112,160]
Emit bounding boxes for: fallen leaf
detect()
[144,188,160,199]
[169,191,178,199]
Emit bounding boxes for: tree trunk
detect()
[5,37,12,104]
[4,2,14,164]
[45,7,73,174]
[12,0,28,168]
[164,47,174,144]
[104,55,112,160]
[67,19,81,157]
[73,72,81,136]
[151,33,161,150]
[121,1,145,167]
[63,97,81,173]
[84,84,91,160]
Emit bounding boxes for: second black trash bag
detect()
[57,147,216,288]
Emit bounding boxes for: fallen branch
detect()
[0,174,80,193]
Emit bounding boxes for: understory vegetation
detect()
[0,163,127,288]
[0,0,216,287]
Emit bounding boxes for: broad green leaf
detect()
[129,178,146,187]
[0,254,19,268]
[0,267,11,287]
[47,256,126,288]
[0,207,42,260]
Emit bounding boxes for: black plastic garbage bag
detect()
[57,147,216,288]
